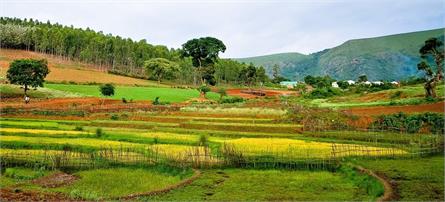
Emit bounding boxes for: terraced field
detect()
[1,102,442,201]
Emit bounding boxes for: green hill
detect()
[235,28,444,81]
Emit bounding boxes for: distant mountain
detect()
[234,28,444,81]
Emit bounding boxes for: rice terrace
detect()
[0,1,444,201]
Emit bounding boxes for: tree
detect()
[181,37,226,85]
[99,83,115,97]
[272,64,280,80]
[239,63,257,86]
[358,74,368,82]
[304,75,333,88]
[7,59,49,97]
[144,58,179,84]
[337,80,349,89]
[256,66,268,85]
[417,37,444,98]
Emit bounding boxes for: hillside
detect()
[235,28,444,81]
[234,52,309,75]
[0,49,162,86]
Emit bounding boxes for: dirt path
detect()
[226,88,296,99]
[354,165,396,202]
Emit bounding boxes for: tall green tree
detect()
[6,59,49,97]
[417,37,444,98]
[181,37,226,85]
[144,58,179,84]
[239,63,257,86]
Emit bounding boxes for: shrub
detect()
[197,85,211,97]
[305,87,342,99]
[95,128,104,138]
[99,83,115,97]
[198,134,208,146]
[110,114,119,120]
[153,97,160,105]
[219,96,244,104]
[74,126,84,131]
[122,97,127,103]
[370,112,444,134]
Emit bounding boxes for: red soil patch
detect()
[1,97,183,114]
[0,188,74,201]
[344,102,445,116]
[32,172,79,188]
[226,89,296,99]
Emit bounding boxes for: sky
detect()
[1,0,444,58]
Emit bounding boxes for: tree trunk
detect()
[24,85,28,96]
[424,79,437,98]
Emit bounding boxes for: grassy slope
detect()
[300,83,445,108]
[53,167,189,200]
[236,28,444,80]
[355,155,444,201]
[145,169,376,201]
[0,49,161,86]
[233,52,308,73]
[44,83,219,102]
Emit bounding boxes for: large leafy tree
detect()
[144,58,179,84]
[7,59,49,96]
[181,37,226,85]
[417,37,444,98]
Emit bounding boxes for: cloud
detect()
[2,0,444,58]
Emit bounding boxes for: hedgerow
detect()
[370,112,444,134]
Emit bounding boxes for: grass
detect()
[145,169,378,201]
[44,83,220,102]
[52,167,191,200]
[0,84,82,98]
[0,167,55,188]
[355,155,444,201]
[302,84,445,108]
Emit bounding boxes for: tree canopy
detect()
[99,83,115,97]
[181,37,226,85]
[417,36,444,98]
[6,59,49,96]
[144,58,179,84]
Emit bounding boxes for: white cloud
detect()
[2,0,444,58]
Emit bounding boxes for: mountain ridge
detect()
[234,28,444,81]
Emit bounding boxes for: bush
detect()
[99,83,115,97]
[197,85,211,97]
[74,126,84,131]
[122,97,127,103]
[305,87,342,99]
[95,128,104,138]
[153,97,160,105]
[110,114,119,120]
[370,112,444,134]
[219,96,244,104]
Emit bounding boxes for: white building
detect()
[372,81,384,85]
[279,81,299,89]
[331,82,339,88]
[391,81,399,85]
[362,81,372,85]
[346,80,355,85]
